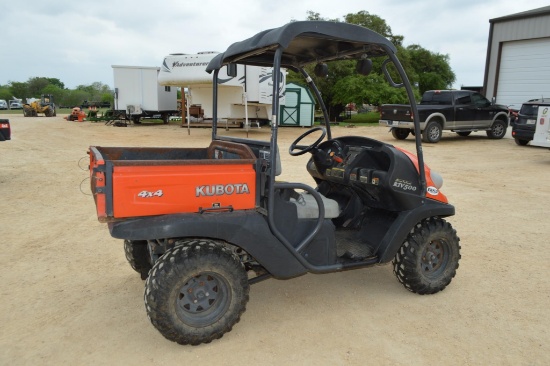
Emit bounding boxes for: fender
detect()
[108,210,308,279]
[424,112,447,128]
[377,199,455,263]
[492,111,509,126]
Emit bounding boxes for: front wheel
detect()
[393,217,460,295]
[422,121,442,143]
[486,119,507,139]
[144,240,249,345]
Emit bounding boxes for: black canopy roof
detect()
[206,21,397,72]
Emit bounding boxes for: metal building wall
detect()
[484,7,550,102]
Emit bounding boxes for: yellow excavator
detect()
[23,94,57,117]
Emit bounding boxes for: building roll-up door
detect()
[497,38,550,108]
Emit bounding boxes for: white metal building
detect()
[483,6,550,108]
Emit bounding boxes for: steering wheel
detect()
[289,127,327,156]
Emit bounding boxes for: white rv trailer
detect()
[112,65,178,123]
[158,52,285,126]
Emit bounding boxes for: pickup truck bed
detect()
[88,140,262,222]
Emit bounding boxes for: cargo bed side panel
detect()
[111,163,256,218]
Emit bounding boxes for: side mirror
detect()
[227,63,237,77]
[314,63,329,78]
[356,59,373,76]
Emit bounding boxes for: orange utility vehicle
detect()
[89,21,461,346]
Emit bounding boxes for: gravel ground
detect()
[1,114,549,365]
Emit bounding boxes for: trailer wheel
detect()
[391,128,410,140]
[486,119,507,139]
[421,121,442,143]
[393,217,460,295]
[124,240,152,280]
[144,240,249,345]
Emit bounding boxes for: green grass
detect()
[347,112,380,124]
[0,108,113,116]
[315,111,381,126]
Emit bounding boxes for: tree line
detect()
[1,11,455,119]
[286,11,456,120]
[0,78,113,108]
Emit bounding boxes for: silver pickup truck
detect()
[379,90,509,143]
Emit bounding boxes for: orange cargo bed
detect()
[89,141,259,222]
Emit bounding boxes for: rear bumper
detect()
[379,120,425,129]
[511,126,534,141]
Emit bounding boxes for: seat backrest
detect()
[207,140,256,160]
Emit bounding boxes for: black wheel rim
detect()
[175,272,231,327]
[421,239,449,278]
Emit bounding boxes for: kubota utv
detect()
[88,21,460,345]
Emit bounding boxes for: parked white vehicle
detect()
[0,100,7,110]
[112,65,179,123]
[9,100,23,109]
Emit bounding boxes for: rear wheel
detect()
[144,240,249,345]
[486,119,507,139]
[422,121,442,143]
[391,128,410,140]
[124,240,152,280]
[393,217,460,294]
[514,138,529,146]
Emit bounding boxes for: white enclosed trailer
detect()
[531,105,550,148]
[158,52,285,126]
[112,65,178,123]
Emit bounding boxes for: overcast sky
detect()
[1,1,548,92]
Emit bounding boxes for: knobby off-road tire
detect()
[144,240,249,345]
[422,121,442,143]
[486,119,507,139]
[124,240,152,280]
[23,106,32,117]
[391,128,410,140]
[393,217,460,294]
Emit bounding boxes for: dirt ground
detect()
[1,114,549,365]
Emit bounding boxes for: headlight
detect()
[430,171,443,189]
